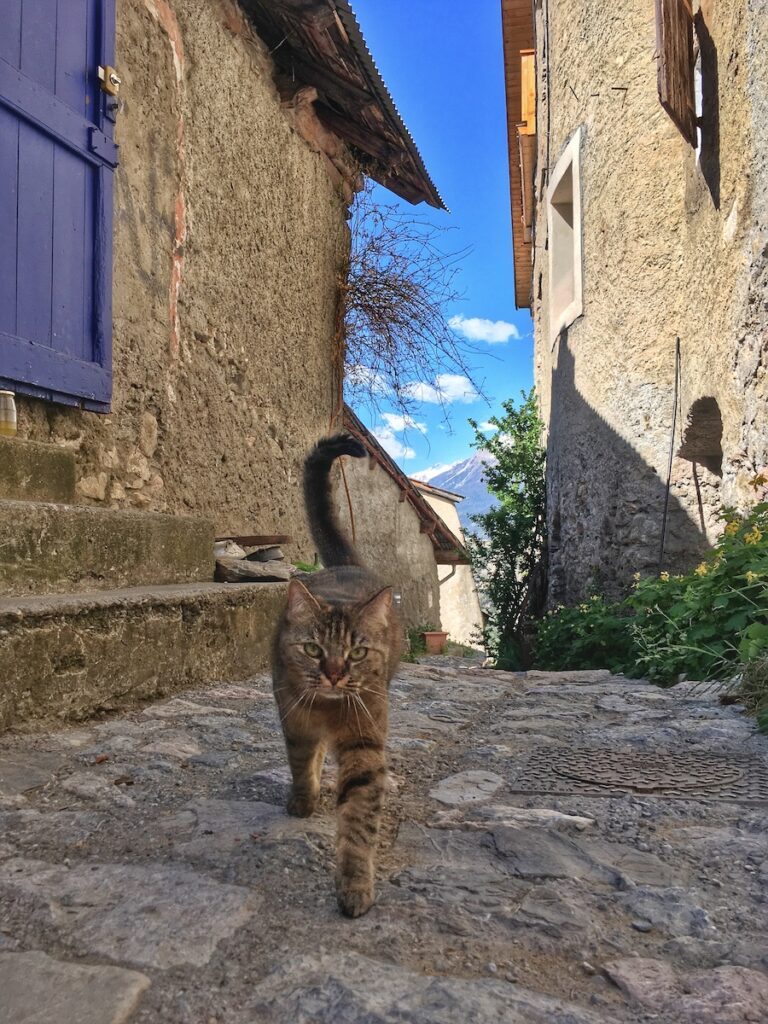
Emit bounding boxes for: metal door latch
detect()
[98,65,121,96]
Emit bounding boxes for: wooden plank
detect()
[51,147,88,359]
[16,120,55,348]
[0,330,111,402]
[0,0,22,67]
[656,0,697,146]
[0,105,20,340]
[55,0,90,115]
[519,51,536,135]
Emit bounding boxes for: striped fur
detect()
[272,436,402,917]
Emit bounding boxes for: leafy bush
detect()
[534,500,768,687]
[535,597,636,674]
[467,390,546,669]
[629,503,768,684]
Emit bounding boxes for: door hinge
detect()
[89,127,119,168]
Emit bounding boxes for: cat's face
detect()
[279,580,393,700]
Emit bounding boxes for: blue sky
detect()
[351,0,533,477]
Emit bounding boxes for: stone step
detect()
[0,499,214,596]
[0,581,286,730]
[0,436,76,503]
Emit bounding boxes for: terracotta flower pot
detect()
[422,630,448,655]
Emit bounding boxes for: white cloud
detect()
[371,426,416,460]
[402,374,479,405]
[381,412,427,434]
[411,460,462,482]
[478,421,498,433]
[449,315,520,344]
[346,364,388,395]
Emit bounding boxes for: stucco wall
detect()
[531,0,768,603]
[331,458,441,632]
[14,0,349,562]
[417,490,484,647]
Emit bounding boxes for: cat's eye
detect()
[303,642,322,658]
[348,646,368,662]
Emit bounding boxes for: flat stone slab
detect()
[0,754,62,799]
[247,952,620,1024]
[0,950,150,1024]
[169,798,333,859]
[0,859,257,968]
[429,770,504,806]
[604,958,768,1023]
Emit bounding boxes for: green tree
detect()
[468,390,546,668]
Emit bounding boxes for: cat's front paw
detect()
[287,789,317,818]
[336,879,375,918]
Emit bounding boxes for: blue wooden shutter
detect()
[0,0,117,411]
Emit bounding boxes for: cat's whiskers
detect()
[350,691,384,739]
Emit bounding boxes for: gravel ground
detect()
[1,664,767,1023]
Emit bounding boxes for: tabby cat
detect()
[272,434,402,917]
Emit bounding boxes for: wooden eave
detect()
[343,406,470,565]
[240,0,445,209]
[501,0,535,308]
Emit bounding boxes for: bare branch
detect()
[342,182,485,420]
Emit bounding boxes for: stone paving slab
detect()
[0,950,150,1024]
[0,665,767,1023]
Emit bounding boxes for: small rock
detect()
[215,557,291,582]
[246,545,284,562]
[631,920,653,932]
[429,771,504,806]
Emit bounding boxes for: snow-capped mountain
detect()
[414,451,497,531]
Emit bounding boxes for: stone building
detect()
[335,407,470,634]
[411,479,485,647]
[502,0,768,604]
[0,0,440,727]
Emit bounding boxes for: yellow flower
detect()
[633,572,641,581]
[659,571,670,581]
[746,571,758,584]
[724,521,739,537]
[745,527,763,545]
[694,562,709,577]
[579,604,589,612]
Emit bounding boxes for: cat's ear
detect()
[286,579,324,622]
[356,587,393,629]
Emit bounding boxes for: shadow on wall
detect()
[546,337,709,606]
[696,10,721,210]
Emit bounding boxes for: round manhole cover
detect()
[551,749,745,794]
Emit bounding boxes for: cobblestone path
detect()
[1,663,767,1023]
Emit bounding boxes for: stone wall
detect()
[415,489,484,648]
[14,0,349,563]
[531,0,768,603]
[331,458,441,632]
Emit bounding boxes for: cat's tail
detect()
[304,433,367,567]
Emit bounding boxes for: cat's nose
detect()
[324,660,346,685]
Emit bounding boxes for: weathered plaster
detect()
[14,0,351,563]
[332,458,441,632]
[415,488,484,648]
[532,0,767,602]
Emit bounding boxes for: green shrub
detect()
[533,500,768,687]
[535,596,636,674]
[628,503,768,684]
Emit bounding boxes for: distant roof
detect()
[343,407,469,565]
[242,0,445,209]
[411,478,465,504]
